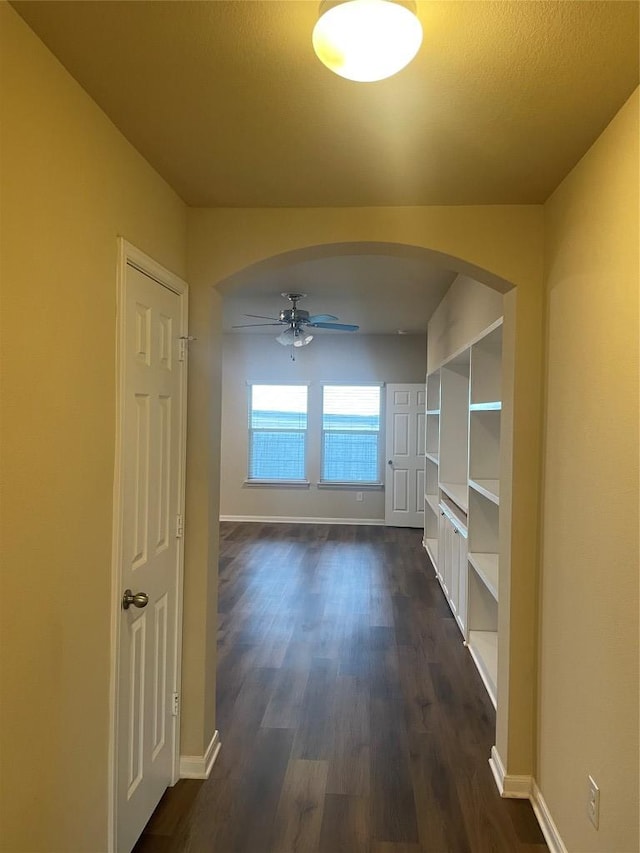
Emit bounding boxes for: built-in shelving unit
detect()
[423,370,441,570]
[468,478,499,504]
[440,481,468,512]
[422,319,503,708]
[467,552,499,601]
[439,353,470,515]
[466,323,502,705]
[468,630,498,702]
[425,494,439,515]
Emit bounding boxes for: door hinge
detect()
[176,513,184,538]
[178,335,196,362]
[172,693,180,717]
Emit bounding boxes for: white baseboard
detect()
[179,730,221,780]
[489,746,532,798]
[530,780,568,853]
[219,515,384,526]
[489,748,567,853]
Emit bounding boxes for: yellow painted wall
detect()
[0,6,187,851]
[538,89,639,850]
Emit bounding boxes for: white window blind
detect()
[248,384,308,480]
[321,385,381,483]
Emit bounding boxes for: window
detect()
[248,384,308,480]
[321,385,382,483]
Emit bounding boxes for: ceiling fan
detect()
[232,292,359,350]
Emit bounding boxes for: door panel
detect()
[392,467,409,511]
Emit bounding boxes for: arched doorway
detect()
[181,208,544,789]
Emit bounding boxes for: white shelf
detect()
[425,494,439,515]
[468,478,499,504]
[468,552,499,601]
[469,401,502,411]
[424,537,438,568]
[440,481,468,512]
[425,452,439,464]
[468,630,498,708]
[439,500,468,536]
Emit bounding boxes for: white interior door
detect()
[115,253,187,853]
[385,384,425,527]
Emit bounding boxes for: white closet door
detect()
[385,384,425,527]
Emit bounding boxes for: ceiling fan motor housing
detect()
[279,308,310,325]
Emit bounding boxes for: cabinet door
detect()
[449,524,461,618]
[457,532,468,636]
[441,515,452,596]
[437,511,447,584]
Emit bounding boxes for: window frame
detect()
[319,382,384,486]
[246,381,310,485]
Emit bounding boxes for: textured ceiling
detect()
[222,254,456,334]
[12,0,640,209]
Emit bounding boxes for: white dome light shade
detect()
[293,331,314,347]
[276,327,314,347]
[276,328,295,346]
[312,0,422,83]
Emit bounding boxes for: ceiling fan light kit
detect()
[312,0,423,82]
[275,327,314,348]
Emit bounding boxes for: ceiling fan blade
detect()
[308,313,339,323]
[243,313,281,321]
[309,322,359,331]
[232,322,283,328]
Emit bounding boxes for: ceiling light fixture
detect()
[293,330,314,347]
[312,0,423,83]
[276,327,314,348]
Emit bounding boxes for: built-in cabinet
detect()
[422,319,503,707]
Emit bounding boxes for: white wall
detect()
[220,332,426,521]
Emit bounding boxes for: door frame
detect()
[107,239,189,852]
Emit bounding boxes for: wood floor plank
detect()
[318,793,369,853]
[271,759,328,853]
[325,675,370,796]
[292,657,338,760]
[224,726,294,853]
[135,522,547,853]
[370,694,419,844]
[134,779,201,839]
[261,666,310,729]
[408,730,472,853]
[396,643,439,735]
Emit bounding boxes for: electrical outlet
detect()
[356,491,363,502]
[587,775,600,829]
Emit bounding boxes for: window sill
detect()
[317,482,384,490]
[243,479,311,488]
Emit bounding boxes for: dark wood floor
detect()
[135,522,547,853]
